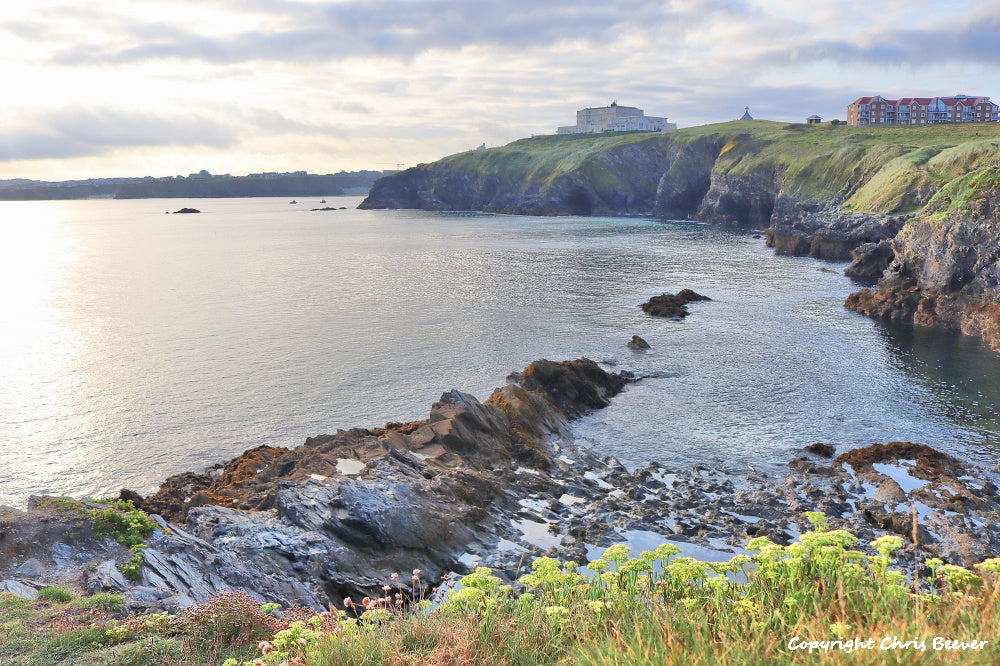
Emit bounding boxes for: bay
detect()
[1,195,998,507]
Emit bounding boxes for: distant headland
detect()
[0,169,396,201]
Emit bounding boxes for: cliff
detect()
[362,122,1000,349]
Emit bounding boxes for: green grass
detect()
[36,586,75,603]
[427,120,1000,216]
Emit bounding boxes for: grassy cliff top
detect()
[431,121,1000,214]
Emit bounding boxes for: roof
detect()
[806,114,823,120]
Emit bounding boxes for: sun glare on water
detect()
[0,202,87,503]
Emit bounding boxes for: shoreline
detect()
[3,358,1000,615]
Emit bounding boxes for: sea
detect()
[2,195,999,507]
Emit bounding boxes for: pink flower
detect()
[382,585,391,593]
[362,596,371,607]
[258,640,274,655]
[343,597,353,608]
[390,572,399,582]
[413,569,421,576]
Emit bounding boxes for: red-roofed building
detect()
[847,94,999,126]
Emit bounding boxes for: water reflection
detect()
[875,320,1000,455]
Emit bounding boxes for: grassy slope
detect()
[430,121,1000,213]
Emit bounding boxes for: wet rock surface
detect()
[640,289,711,318]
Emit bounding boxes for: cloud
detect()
[758,1,1000,67]
[0,109,236,161]
[47,0,725,65]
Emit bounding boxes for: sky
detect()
[1,0,999,181]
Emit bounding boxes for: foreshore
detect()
[2,357,999,615]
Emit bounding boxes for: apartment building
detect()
[847,94,1000,126]
[557,101,676,134]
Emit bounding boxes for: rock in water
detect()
[640,289,711,318]
[627,335,650,349]
[172,208,200,214]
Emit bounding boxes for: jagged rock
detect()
[1,579,38,600]
[627,335,650,350]
[641,290,711,318]
[84,560,130,594]
[804,443,835,458]
[137,515,325,610]
[845,239,895,283]
[846,189,1000,351]
[15,558,45,579]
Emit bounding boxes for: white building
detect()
[557,102,676,134]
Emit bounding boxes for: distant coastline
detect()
[0,169,395,201]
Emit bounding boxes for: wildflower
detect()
[732,599,759,616]
[587,558,610,574]
[391,572,399,582]
[253,660,264,666]
[871,535,904,557]
[830,622,852,637]
[343,597,353,608]
[602,544,631,565]
[258,640,274,655]
[382,585,391,593]
[413,569,421,576]
[362,597,371,607]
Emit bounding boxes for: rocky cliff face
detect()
[361,137,726,217]
[846,168,1000,351]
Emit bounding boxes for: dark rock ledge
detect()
[3,360,1000,615]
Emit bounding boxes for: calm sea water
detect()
[2,196,999,507]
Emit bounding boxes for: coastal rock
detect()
[846,183,1000,351]
[0,580,38,600]
[640,290,711,318]
[804,443,835,458]
[125,358,632,604]
[844,239,895,283]
[172,207,200,214]
[627,335,650,349]
[764,207,906,261]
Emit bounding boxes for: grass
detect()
[427,120,1000,216]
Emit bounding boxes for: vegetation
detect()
[3,512,999,664]
[432,120,1000,215]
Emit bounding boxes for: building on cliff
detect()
[847,94,1000,126]
[557,101,676,134]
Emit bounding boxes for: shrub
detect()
[36,586,75,603]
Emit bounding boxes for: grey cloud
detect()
[0,109,236,161]
[51,0,708,65]
[764,3,1000,66]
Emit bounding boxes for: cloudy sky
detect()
[1,0,998,180]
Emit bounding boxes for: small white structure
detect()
[806,115,823,124]
[557,101,676,134]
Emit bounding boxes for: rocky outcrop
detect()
[765,206,907,261]
[640,289,711,318]
[112,359,629,606]
[846,170,1000,350]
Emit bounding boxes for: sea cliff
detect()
[361,121,1000,349]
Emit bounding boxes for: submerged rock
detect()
[172,207,200,214]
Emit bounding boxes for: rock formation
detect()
[640,289,711,318]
